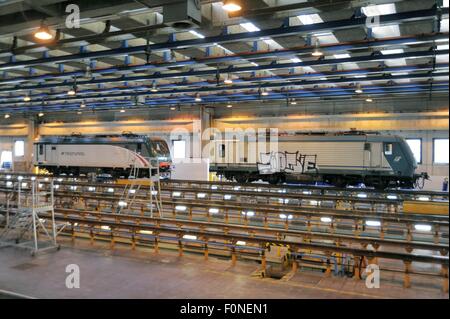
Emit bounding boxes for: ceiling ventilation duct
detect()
[163,0,202,29]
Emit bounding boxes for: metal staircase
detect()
[116,157,163,218]
[0,178,59,255]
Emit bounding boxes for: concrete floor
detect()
[0,239,447,299]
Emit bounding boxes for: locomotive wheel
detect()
[268,174,280,185]
[235,175,249,184]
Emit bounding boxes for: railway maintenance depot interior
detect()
[0,0,449,306]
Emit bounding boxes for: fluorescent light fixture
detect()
[88,187,96,192]
[365,97,373,102]
[224,77,233,85]
[120,109,126,113]
[223,0,242,12]
[23,96,31,102]
[54,185,60,189]
[381,49,404,55]
[31,176,36,181]
[21,182,27,188]
[226,104,233,108]
[107,188,114,193]
[101,226,110,230]
[417,196,430,201]
[414,224,432,232]
[197,193,207,199]
[18,176,23,181]
[279,214,293,220]
[309,200,319,206]
[320,217,332,223]
[4,114,10,119]
[151,190,158,195]
[57,178,63,182]
[240,22,260,32]
[6,181,12,187]
[302,191,311,195]
[38,183,43,188]
[387,195,398,200]
[437,44,449,50]
[129,189,136,194]
[365,220,381,227]
[211,185,218,190]
[189,30,205,39]
[355,84,363,94]
[67,88,76,96]
[139,230,153,235]
[209,208,219,214]
[172,191,182,197]
[183,235,197,240]
[70,186,77,191]
[233,186,241,190]
[334,53,350,59]
[6,175,11,179]
[236,241,246,246]
[175,205,187,212]
[195,93,202,102]
[357,193,367,198]
[38,112,44,117]
[224,194,232,200]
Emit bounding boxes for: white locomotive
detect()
[210,131,426,189]
[34,133,171,178]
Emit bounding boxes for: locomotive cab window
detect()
[384,143,393,155]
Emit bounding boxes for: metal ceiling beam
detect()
[0,6,447,71]
[0,48,447,94]
[1,83,447,114]
[0,32,447,82]
[2,63,447,102]
[1,72,447,108]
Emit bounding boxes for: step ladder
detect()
[116,157,163,218]
[0,178,59,255]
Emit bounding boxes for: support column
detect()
[25,118,39,173]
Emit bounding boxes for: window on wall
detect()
[173,140,186,159]
[434,138,449,164]
[14,140,25,157]
[0,151,13,169]
[406,139,422,164]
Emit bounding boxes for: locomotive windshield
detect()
[149,140,170,159]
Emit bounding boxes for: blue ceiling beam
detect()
[0,49,447,94]
[2,63,446,101]
[0,7,447,71]
[1,72,446,106]
[0,33,446,86]
[2,82,447,113]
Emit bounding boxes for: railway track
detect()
[0,172,448,291]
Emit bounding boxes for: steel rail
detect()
[44,207,448,254]
[1,185,448,225]
[39,211,449,266]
